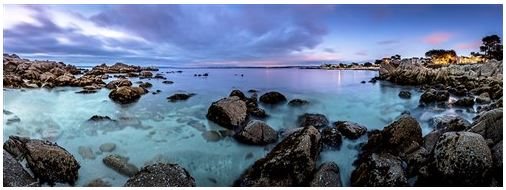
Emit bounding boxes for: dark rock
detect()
[235,126,321,186]
[476,92,491,104]
[419,89,449,105]
[259,91,287,105]
[105,79,132,89]
[139,82,152,88]
[429,114,471,131]
[468,108,503,145]
[88,115,114,122]
[297,113,329,128]
[361,81,366,84]
[321,127,342,149]
[162,80,174,84]
[453,97,475,107]
[248,89,258,93]
[109,86,141,104]
[3,150,39,187]
[351,153,408,186]
[229,89,247,100]
[235,120,278,145]
[206,96,247,130]
[247,106,268,119]
[310,162,342,187]
[76,90,98,94]
[288,99,309,107]
[398,90,411,99]
[3,136,80,186]
[124,163,196,187]
[140,71,153,78]
[334,121,367,139]
[103,154,139,177]
[167,93,195,102]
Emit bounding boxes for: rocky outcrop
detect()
[124,163,196,187]
[235,120,278,145]
[334,121,367,139]
[105,79,132,89]
[297,113,329,128]
[259,91,287,105]
[310,162,342,187]
[103,154,139,177]
[206,96,247,130]
[109,86,142,104]
[3,136,80,186]
[3,150,39,187]
[235,126,321,186]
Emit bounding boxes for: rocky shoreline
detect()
[3,54,503,187]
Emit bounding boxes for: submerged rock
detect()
[3,136,80,186]
[78,146,96,160]
[206,96,247,130]
[103,154,139,177]
[259,91,287,105]
[167,93,196,102]
[334,121,367,139]
[3,150,39,187]
[235,120,278,145]
[139,82,152,88]
[124,163,196,187]
[309,162,342,187]
[398,90,411,99]
[85,178,111,187]
[109,86,141,104]
[297,113,329,128]
[99,143,117,152]
[235,126,321,186]
[288,99,309,107]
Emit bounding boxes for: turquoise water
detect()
[2,68,477,186]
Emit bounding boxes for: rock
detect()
[429,114,471,131]
[229,89,247,100]
[361,81,366,84]
[139,82,152,88]
[88,115,114,122]
[162,80,174,84]
[85,178,111,187]
[235,126,321,186]
[99,143,117,152]
[248,89,258,93]
[398,90,411,99]
[351,153,408,186]
[259,91,287,105]
[78,146,96,160]
[132,86,148,95]
[492,141,502,170]
[109,86,142,104]
[3,136,80,186]
[140,71,153,78]
[6,116,21,125]
[3,150,39,187]
[419,89,449,105]
[76,90,97,94]
[206,96,247,130]
[321,127,342,149]
[201,131,224,142]
[476,92,491,104]
[4,74,25,88]
[310,162,342,187]
[247,106,268,119]
[103,154,139,177]
[297,113,329,128]
[468,108,503,144]
[167,93,195,102]
[235,120,278,145]
[433,132,493,186]
[288,99,309,107]
[453,96,475,107]
[279,127,304,139]
[334,121,367,139]
[382,115,423,154]
[124,163,196,187]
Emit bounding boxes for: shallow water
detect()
[3,68,478,186]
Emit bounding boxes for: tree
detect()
[363,62,373,67]
[390,54,401,60]
[374,59,383,65]
[479,34,503,61]
[425,49,458,64]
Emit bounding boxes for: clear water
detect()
[2,68,477,186]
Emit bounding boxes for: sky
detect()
[3,4,503,66]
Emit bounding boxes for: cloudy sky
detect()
[3,4,503,66]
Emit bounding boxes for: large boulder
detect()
[321,127,342,149]
[351,153,408,187]
[259,91,287,104]
[124,163,196,187]
[206,96,247,130]
[235,120,278,145]
[297,113,329,128]
[419,89,449,105]
[105,79,132,89]
[309,162,342,187]
[109,86,141,104]
[334,121,367,139]
[432,132,493,186]
[235,126,321,186]
[3,136,80,186]
[468,108,503,144]
[3,150,39,187]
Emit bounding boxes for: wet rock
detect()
[288,99,309,107]
[125,163,196,187]
[259,91,287,105]
[235,126,321,186]
[140,71,153,78]
[167,93,195,102]
[132,86,148,95]
[247,106,268,119]
[3,109,13,115]
[229,89,247,100]
[310,162,342,187]
[76,90,97,94]
[206,96,247,130]
[382,115,423,154]
[99,143,116,152]
[321,127,342,149]
[235,120,278,145]
[334,121,367,139]
[162,80,174,84]
[419,89,449,105]
[453,96,475,107]
[398,90,411,99]
[433,132,493,186]
[201,131,224,142]
[103,154,139,177]
[105,79,132,89]
[139,82,152,88]
[429,114,471,131]
[468,108,503,144]
[78,146,96,160]
[3,150,39,187]
[4,74,26,88]
[3,136,80,186]
[476,92,491,104]
[351,153,408,187]
[109,86,141,104]
[248,89,258,93]
[6,116,21,125]
[279,127,304,139]
[85,178,111,187]
[297,113,329,128]
[88,115,114,122]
